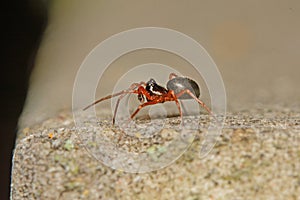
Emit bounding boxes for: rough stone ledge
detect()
[11,108,300,199]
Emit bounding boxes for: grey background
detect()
[19,0,300,129]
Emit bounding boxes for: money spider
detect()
[83,73,214,124]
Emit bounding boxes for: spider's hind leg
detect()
[169,73,179,80]
[175,89,216,120]
[168,90,184,126]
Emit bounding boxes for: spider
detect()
[83,73,214,125]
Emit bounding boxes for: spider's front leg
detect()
[83,82,147,125]
[125,86,156,120]
[112,82,146,125]
[130,100,161,120]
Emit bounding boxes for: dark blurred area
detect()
[1,1,47,198]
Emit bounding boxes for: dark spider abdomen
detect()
[167,77,200,99]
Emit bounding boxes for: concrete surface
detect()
[11,108,300,199]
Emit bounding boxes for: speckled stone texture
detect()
[11,108,300,199]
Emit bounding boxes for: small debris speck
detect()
[64,139,74,151]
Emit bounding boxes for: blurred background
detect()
[2,0,300,199]
[18,0,300,130]
[1,1,47,198]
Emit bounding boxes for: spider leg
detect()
[130,100,161,120]
[83,91,127,111]
[83,82,146,111]
[112,82,146,125]
[175,89,216,119]
[169,91,184,125]
[169,73,179,80]
[112,93,127,125]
